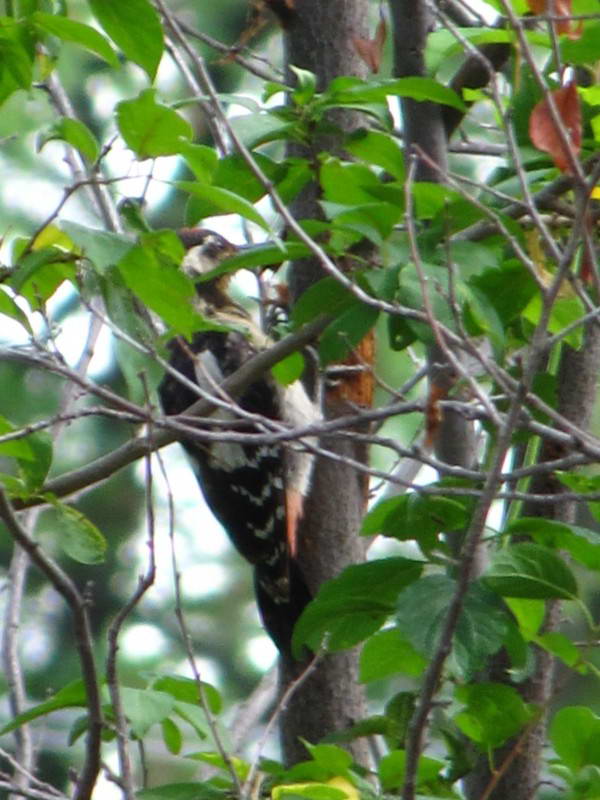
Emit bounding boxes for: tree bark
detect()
[278,0,372,767]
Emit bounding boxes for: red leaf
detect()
[525,0,582,38]
[353,16,387,73]
[529,82,581,173]
[579,212,596,285]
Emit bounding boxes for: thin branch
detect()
[0,748,66,799]
[1,557,33,795]
[228,668,279,754]
[10,315,330,509]
[0,491,103,800]
[172,14,284,83]
[44,73,121,232]
[158,442,243,795]
[105,397,157,798]
[240,645,327,800]
[499,0,586,186]
[401,378,529,799]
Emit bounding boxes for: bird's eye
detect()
[202,240,223,260]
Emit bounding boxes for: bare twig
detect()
[105,389,157,799]
[157,444,243,794]
[0,491,103,800]
[241,645,327,800]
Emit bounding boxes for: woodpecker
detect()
[158,228,319,655]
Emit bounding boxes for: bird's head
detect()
[177,228,239,281]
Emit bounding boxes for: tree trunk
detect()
[278,0,372,767]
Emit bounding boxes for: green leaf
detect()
[38,117,99,162]
[152,674,222,715]
[411,182,458,219]
[178,141,218,183]
[470,259,537,326]
[229,111,296,148]
[176,181,270,231]
[396,577,509,677]
[292,558,423,655]
[345,129,405,180]
[48,501,107,564]
[361,492,467,542]
[275,158,312,203]
[320,159,382,205]
[359,628,426,681]
[10,249,75,310]
[397,262,456,345]
[290,65,318,105]
[211,152,282,203]
[522,293,585,349]
[117,89,192,159]
[138,782,227,800]
[535,632,583,670]
[114,337,165,403]
[116,243,203,338]
[61,222,133,275]
[318,303,378,365]
[555,473,600,526]
[120,687,175,738]
[189,751,249,779]
[182,241,310,288]
[561,22,600,66]
[0,415,35,460]
[322,200,398,244]
[322,715,390,744]
[303,742,353,772]
[484,543,578,600]
[0,474,28,495]
[272,351,305,386]
[172,704,207,740]
[507,516,600,572]
[504,597,546,640]
[550,707,600,771]
[0,679,87,735]
[388,315,416,351]
[31,12,118,66]
[426,27,513,73]
[101,266,163,402]
[89,0,163,79]
[328,76,466,111]
[454,682,535,749]
[463,285,505,357]
[292,278,355,327]
[17,431,52,491]
[0,286,32,333]
[378,749,444,791]
[161,718,182,754]
[0,35,33,101]
[384,692,418,750]
[570,765,600,798]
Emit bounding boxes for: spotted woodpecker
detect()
[158,228,319,655]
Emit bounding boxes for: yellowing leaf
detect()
[32,225,77,252]
[328,777,360,800]
[272,784,341,800]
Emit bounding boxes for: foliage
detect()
[0,0,600,799]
